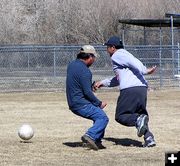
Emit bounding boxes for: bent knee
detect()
[104,115,109,123]
[115,117,129,126]
[102,115,109,125]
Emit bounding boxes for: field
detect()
[0,89,179,166]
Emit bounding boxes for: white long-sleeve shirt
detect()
[101,49,148,90]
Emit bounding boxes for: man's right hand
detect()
[95,81,104,88]
[92,81,104,92]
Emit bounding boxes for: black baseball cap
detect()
[104,36,123,47]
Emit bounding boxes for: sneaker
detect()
[96,142,106,149]
[136,114,149,137]
[143,136,156,147]
[81,135,98,151]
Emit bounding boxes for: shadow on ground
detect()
[104,137,143,147]
[63,142,83,148]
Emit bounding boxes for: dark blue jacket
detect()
[66,59,102,110]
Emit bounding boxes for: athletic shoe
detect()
[81,135,98,151]
[96,142,106,149]
[143,136,156,147]
[136,114,149,137]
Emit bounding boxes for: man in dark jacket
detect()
[66,45,109,150]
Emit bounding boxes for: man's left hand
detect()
[147,66,157,74]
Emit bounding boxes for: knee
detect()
[104,115,109,124]
[115,116,123,124]
[102,115,109,126]
[115,116,129,126]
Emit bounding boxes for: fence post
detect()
[28,52,30,71]
[170,16,175,76]
[178,43,180,75]
[53,48,56,77]
[159,27,163,87]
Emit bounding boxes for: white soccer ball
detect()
[18,124,34,140]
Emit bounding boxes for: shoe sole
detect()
[137,115,149,137]
[81,135,98,151]
[144,142,156,148]
[148,143,156,147]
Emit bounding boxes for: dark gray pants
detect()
[115,86,148,126]
[115,86,154,139]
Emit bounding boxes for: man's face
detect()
[87,56,96,67]
[107,46,116,56]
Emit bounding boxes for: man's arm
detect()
[80,72,106,108]
[94,76,119,90]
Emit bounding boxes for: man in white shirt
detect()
[95,36,156,147]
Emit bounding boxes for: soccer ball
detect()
[18,124,34,140]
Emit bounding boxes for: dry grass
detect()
[0,89,179,166]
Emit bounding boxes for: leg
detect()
[85,104,109,141]
[115,87,142,126]
[115,87,154,138]
[72,104,109,141]
[143,126,156,147]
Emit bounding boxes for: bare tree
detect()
[0,0,179,44]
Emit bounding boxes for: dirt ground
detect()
[0,89,179,166]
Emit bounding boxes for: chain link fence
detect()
[0,45,180,92]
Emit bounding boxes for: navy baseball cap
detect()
[104,36,123,47]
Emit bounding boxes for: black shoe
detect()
[136,114,149,137]
[81,135,98,151]
[96,142,106,149]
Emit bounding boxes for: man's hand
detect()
[100,102,107,109]
[92,81,104,92]
[95,81,104,88]
[147,66,157,74]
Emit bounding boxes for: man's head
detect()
[77,45,99,67]
[104,36,124,56]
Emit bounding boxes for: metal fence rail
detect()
[0,45,179,92]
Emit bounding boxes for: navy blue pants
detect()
[115,86,148,126]
[72,104,109,142]
[115,86,153,139]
